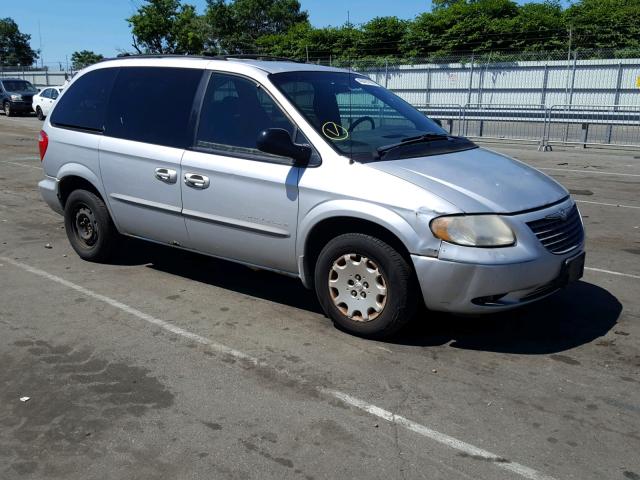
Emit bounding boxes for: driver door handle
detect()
[154,167,177,184]
[184,173,210,189]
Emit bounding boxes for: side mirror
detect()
[257,128,312,164]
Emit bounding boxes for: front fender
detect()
[296,199,439,286]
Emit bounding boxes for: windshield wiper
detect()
[376,133,452,159]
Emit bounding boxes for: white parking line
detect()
[540,167,640,178]
[2,160,42,170]
[576,200,640,210]
[0,255,556,480]
[585,267,640,280]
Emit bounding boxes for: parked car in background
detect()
[0,78,37,116]
[37,56,585,338]
[32,86,64,120]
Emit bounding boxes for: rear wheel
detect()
[4,101,13,117]
[314,233,417,339]
[36,106,44,120]
[64,189,117,262]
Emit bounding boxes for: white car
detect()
[32,86,64,120]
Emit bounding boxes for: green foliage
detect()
[0,18,38,66]
[125,0,640,61]
[203,0,308,54]
[565,0,640,52]
[71,50,105,70]
[127,0,204,54]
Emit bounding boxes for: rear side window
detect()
[50,68,117,132]
[105,67,203,148]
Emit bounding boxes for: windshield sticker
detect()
[322,122,349,141]
[354,77,380,87]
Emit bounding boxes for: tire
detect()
[36,106,44,121]
[314,233,417,339]
[4,101,13,117]
[64,189,117,262]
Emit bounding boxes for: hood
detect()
[367,147,568,213]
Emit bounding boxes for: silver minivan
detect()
[38,56,585,338]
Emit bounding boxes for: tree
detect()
[403,0,520,57]
[203,0,308,54]
[0,18,38,66]
[127,0,204,54]
[565,0,640,53]
[357,17,408,58]
[71,50,105,70]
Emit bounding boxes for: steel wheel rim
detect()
[328,253,387,322]
[73,204,98,247]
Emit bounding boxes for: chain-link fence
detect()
[344,50,640,149]
[349,51,640,108]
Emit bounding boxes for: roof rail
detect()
[205,54,305,63]
[98,53,304,64]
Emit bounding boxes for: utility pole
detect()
[38,20,43,69]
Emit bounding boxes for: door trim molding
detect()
[109,193,182,215]
[182,208,290,238]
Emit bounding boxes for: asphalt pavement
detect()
[1,114,638,480]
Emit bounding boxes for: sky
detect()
[4,0,562,68]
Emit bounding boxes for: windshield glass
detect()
[270,71,456,161]
[2,80,37,93]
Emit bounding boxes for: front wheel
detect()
[4,101,13,117]
[64,189,117,262]
[36,106,44,120]
[314,233,417,339]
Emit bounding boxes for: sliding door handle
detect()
[184,173,210,189]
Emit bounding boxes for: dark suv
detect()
[1,78,37,116]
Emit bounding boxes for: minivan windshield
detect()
[2,80,37,93]
[270,71,475,162]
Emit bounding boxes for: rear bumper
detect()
[38,176,63,215]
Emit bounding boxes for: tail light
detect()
[38,130,48,161]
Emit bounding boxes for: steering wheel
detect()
[349,116,375,132]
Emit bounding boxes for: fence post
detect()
[607,61,624,144]
[467,54,475,106]
[425,65,431,107]
[563,51,578,142]
[384,59,389,89]
[567,51,578,107]
[541,63,549,106]
[580,123,589,148]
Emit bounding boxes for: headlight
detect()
[430,215,515,247]
[10,94,23,101]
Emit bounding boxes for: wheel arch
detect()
[298,201,421,288]
[56,164,120,230]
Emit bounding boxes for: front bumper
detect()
[412,198,585,314]
[7,101,33,112]
[38,176,64,215]
[412,249,584,313]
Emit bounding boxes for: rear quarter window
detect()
[105,67,203,148]
[50,68,118,132]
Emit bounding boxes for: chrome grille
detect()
[527,205,584,254]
